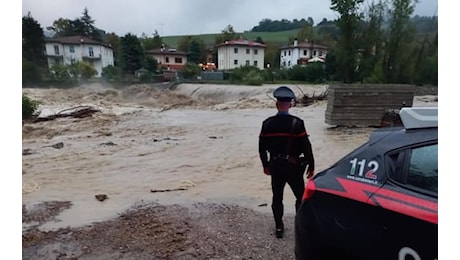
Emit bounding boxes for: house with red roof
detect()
[279,39,328,69]
[44,35,115,77]
[216,38,266,70]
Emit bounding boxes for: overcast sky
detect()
[22,0,438,37]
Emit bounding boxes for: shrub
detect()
[22,94,40,120]
[288,65,307,81]
[230,65,260,83]
[76,61,98,80]
[305,62,326,83]
[102,65,122,82]
[139,71,153,82]
[22,59,42,86]
[243,70,264,85]
[47,64,76,85]
[183,63,201,79]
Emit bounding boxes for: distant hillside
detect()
[161,29,301,49]
[161,15,436,49]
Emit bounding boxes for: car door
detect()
[370,142,438,259]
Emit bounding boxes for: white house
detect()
[216,38,266,70]
[44,35,114,77]
[279,39,328,69]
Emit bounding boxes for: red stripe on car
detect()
[315,178,437,224]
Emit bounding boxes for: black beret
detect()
[273,86,295,101]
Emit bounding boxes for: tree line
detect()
[251,18,315,32]
[22,0,437,86]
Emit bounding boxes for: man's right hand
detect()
[263,167,270,175]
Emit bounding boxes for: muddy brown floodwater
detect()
[22,83,437,259]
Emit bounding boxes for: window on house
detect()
[166,57,170,63]
[69,45,75,53]
[70,58,76,64]
[288,61,291,66]
[175,57,183,63]
[284,50,286,56]
[54,45,60,55]
[288,50,291,55]
[234,48,238,54]
[89,47,94,57]
[254,49,258,55]
[303,50,307,56]
[54,58,60,65]
[234,60,238,65]
[246,49,250,54]
[245,60,250,66]
[313,50,317,56]
[319,51,323,56]
[253,60,258,66]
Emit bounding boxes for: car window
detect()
[386,143,438,196]
[387,151,405,183]
[407,144,438,193]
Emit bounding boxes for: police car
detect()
[295,107,438,260]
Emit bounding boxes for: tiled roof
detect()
[216,38,266,48]
[146,48,188,55]
[45,35,112,48]
[280,42,329,50]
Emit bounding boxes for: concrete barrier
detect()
[325,84,415,127]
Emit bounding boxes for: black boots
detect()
[275,222,284,238]
[275,227,284,238]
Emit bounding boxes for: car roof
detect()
[399,107,438,129]
[368,107,438,150]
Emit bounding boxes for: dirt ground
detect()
[22,82,438,259]
[23,201,298,260]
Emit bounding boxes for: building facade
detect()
[145,47,188,71]
[216,38,266,70]
[44,35,114,77]
[279,39,328,69]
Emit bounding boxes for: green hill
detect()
[160,15,436,49]
[161,29,301,48]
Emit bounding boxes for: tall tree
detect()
[119,33,145,74]
[255,36,265,44]
[23,12,47,84]
[140,30,163,51]
[383,0,418,83]
[214,24,238,45]
[22,12,46,66]
[47,7,102,41]
[264,43,280,69]
[188,39,202,64]
[358,0,386,82]
[80,7,96,35]
[152,30,163,49]
[296,25,315,43]
[178,35,193,52]
[47,18,73,37]
[144,56,158,73]
[330,0,364,83]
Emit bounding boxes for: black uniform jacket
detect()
[259,113,314,171]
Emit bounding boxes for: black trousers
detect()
[270,159,305,229]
